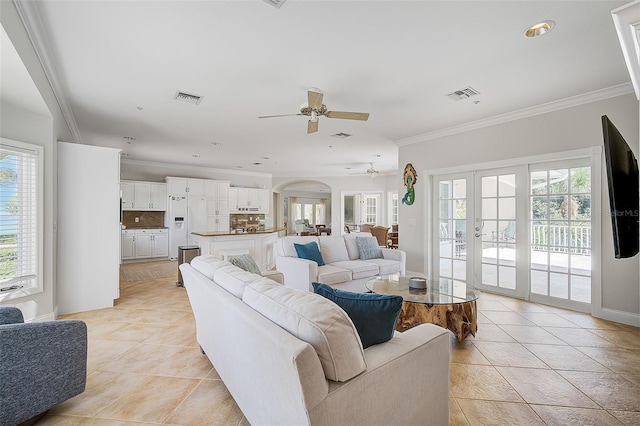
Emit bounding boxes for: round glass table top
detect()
[365,274,480,305]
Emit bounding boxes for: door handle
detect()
[475,233,486,238]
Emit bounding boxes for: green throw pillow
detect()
[356,236,383,260]
[229,254,262,275]
[312,282,402,348]
[294,241,326,266]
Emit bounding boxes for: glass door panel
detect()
[436,177,468,281]
[475,171,518,294]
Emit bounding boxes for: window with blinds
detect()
[0,140,42,297]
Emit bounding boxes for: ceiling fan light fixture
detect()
[524,20,555,38]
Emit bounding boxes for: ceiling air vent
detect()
[174,91,203,105]
[446,86,480,101]
[262,0,286,8]
[331,132,352,139]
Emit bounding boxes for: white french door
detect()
[432,160,594,310]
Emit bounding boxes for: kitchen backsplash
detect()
[122,211,165,228]
[230,214,265,231]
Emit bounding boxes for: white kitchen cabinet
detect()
[133,182,167,210]
[229,188,269,213]
[204,180,230,199]
[122,228,169,260]
[206,196,230,232]
[121,230,135,259]
[166,177,204,196]
[121,181,135,210]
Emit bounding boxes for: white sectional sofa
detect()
[180,255,451,426]
[275,233,406,292]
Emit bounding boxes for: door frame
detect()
[424,147,602,315]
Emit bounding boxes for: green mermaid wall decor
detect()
[402,163,417,206]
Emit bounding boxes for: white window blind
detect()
[0,142,40,294]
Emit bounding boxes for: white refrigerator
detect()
[167,195,206,260]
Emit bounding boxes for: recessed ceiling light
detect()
[123,136,136,141]
[192,154,200,158]
[524,20,555,38]
[253,162,262,166]
[136,106,144,110]
[345,167,352,170]
[236,166,243,168]
[261,156,269,160]
[211,142,221,146]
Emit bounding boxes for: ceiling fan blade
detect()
[258,113,303,119]
[325,111,370,121]
[308,89,324,110]
[307,119,319,134]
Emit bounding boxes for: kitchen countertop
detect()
[121,226,168,230]
[191,227,286,237]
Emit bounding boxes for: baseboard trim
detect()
[597,307,640,327]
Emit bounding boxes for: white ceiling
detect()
[23,0,632,178]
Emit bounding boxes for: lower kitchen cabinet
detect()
[122,228,168,260]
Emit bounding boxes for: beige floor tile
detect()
[518,312,579,327]
[623,374,640,387]
[49,371,148,417]
[544,327,621,348]
[163,379,244,425]
[476,300,513,312]
[530,405,624,426]
[476,312,493,324]
[466,324,516,343]
[496,366,598,408]
[473,342,548,368]
[559,314,628,330]
[450,364,523,402]
[38,415,142,425]
[482,311,537,326]
[142,321,199,347]
[88,321,166,343]
[588,329,640,350]
[575,346,640,375]
[558,370,640,412]
[609,410,640,425]
[95,375,200,423]
[86,339,138,372]
[498,325,566,345]
[498,300,553,313]
[450,398,470,426]
[523,344,610,372]
[451,340,491,365]
[456,399,545,425]
[237,417,251,426]
[97,343,213,378]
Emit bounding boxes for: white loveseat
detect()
[180,255,450,426]
[275,233,406,292]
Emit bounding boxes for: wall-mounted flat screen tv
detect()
[601,115,639,258]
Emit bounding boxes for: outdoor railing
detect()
[531,224,591,255]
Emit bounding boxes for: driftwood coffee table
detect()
[366,274,481,342]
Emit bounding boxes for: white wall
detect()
[0,1,72,321]
[398,93,639,321]
[57,142,121,314]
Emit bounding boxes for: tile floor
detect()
[37,260,640,425]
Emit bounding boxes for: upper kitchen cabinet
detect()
[204,180,230,200]
[166,177,204,196]
[121,181,134,210]
[229,188,270,213]
[133,182,167,211]
[121,180,166,211]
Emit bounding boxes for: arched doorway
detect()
[272,180,331,235]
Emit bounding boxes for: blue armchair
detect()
[0,306,87,425]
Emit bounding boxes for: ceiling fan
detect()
[258,87,370,134]
[351,163,395,178]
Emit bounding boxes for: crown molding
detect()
[395,83,634,146]
[121,158,273,178]
[13,0,82,143]
[612,0,640,100]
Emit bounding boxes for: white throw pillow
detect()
[318,236,350,263]
[242,279,366,382]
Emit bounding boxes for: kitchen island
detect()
[190,227,286,272]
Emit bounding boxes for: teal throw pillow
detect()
[312,282,402,348]
[294,242,325,266]
[356,236,383,260]
[229,254,262,275]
